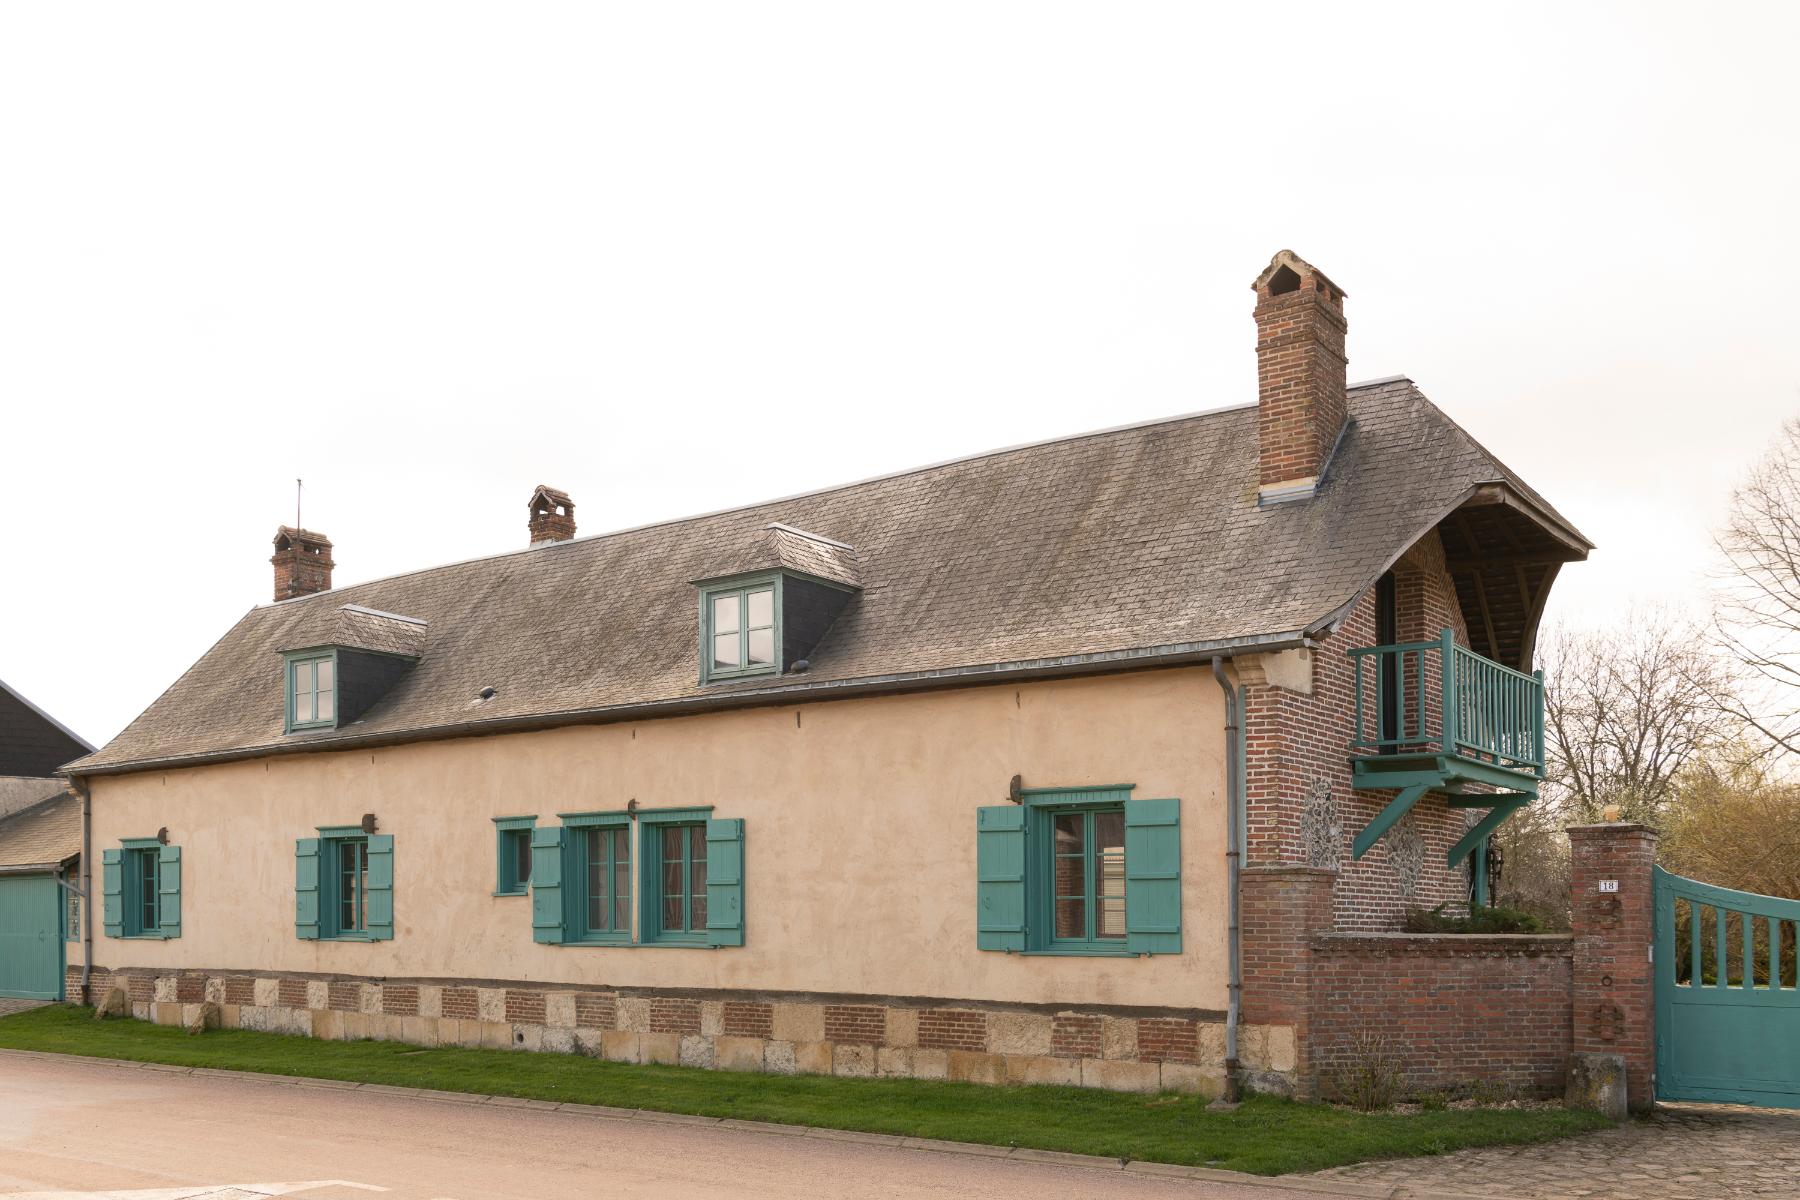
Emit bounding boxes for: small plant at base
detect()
[1331,1030,1401,1112]
[1419,1091,1449,1111]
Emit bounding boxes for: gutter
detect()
[70,630,1317,778]
[74,776,91,1004]
[1212,657,1244,1103]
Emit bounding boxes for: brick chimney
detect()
[1252,250,1349,503]
[528,485,575,547]
[271,527,334,601]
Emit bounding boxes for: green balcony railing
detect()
[1349,628,1545,775]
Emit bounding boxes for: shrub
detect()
[1403,903,1542,934]
[1331,1030,1400,1112]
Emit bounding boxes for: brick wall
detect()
[1309,934,1574,1099]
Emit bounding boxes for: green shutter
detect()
[295,838,321,940]
[1124,798,1181,954]
[156,845,182,939]
[365,834,394,941]
[976,805,1028,951]
[531,825,565,944]
[705,818,745,947]
[101,847,123,939]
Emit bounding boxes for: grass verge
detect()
[0,1005,1608,1176]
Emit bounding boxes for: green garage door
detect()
[0,874,64,1000]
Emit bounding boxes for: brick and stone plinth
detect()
[1567,822,1657,1113]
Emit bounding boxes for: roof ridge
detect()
[259,399,1266,609]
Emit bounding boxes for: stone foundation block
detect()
[359,985,382,1015]
[514,1023,543,1052]
[1159,1063,1224,1098]
[770,1002,825,1043]
[1198,1021,1226,1063]
[312,1009,345,1041]
[218,1004,241,1030]
[131,1002,151,1022]
[641,1032,681,1066]
[344,1011,375,1041]
[699,1000,724,1037]
[884,1008,918,1048]
[572,1029,606,1058]
[397,1015,435,1046]
[476,988,505,1024]
[182,1002,220,1034]
[911,1048,950,1080]
[477,1021,512,1050]
[617,997,652,1033]
[1101,1016,1138,1060]
[303,980,326,1010]
[833,1043,876,1077]
[1566,1052,1628,1121]
[152,1001,182,1027]
[679,1035,714,1069]
[1082,1058,1160,1093]
[154,976,177,1003]
[252,978,279,1007]
[204,977,226,1004]
[792,1040,834,1075]
[542,1027,576,1055]
[763,1040,798,1075]
[715,1035,767,1072]
[417,985,443,1019]
[988,1012,1053,1058]
[601,1031,642,1064]
[947,1050,1006,1085]
[437,1017,468,1047]
[544,992,576,1029]
[1005,1054,1081,1087]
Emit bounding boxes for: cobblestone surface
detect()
[0,998,50,1018]
[1305,1103,1800,1198]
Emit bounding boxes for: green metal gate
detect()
[0,873,64,1001]
[1655,866,1800,1108]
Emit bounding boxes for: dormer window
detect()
[286,650,337,731]
[703,577,779,681]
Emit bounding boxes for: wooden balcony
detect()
[1345,629,1544,889]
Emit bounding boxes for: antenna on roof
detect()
[296,478,303,530]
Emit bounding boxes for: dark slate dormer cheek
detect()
[333,649,419,725]
[780,576,855,670]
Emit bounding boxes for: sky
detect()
[3,2,1797,748]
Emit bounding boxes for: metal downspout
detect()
[1212,657,1243,1102]
[75,776,91,1003]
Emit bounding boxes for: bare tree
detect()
[1540,614,1736,826]
[1709,419,1800,762]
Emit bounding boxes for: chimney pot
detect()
[270,526,335,601]
[528,485,576,547]
[1252,250,1349,502]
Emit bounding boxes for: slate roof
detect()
[0,789,79,872]
[0,677,93,777]
[71,378,1588,776]
[0,776,65,821]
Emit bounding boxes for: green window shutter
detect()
[705,818,745,947]
[365,834,394,940]
[101,847,124,939]
[531,825,565,944]
[1124,797,1182,955]
[156,845,182,939]
[976,805,1028,951]
[295,838,321,940]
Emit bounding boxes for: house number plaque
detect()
[1598,879,1619,893]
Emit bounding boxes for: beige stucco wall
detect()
[79,666,1228,1012]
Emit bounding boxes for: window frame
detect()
[492,816,536,897]
[317,826,371,941]
[1020,785,1136,958]
[636,807,715,946]
[1045,806,1128,951]
[698,573,782,683]
[120,839,163,938]
[284,648,339,732]
[558,811,633,945]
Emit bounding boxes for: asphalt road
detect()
[0,1053,1349,1200]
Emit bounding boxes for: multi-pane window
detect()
[328,835,368,936]
[495,825,533,895]
[581,826,632,939]
[657,823,708,939]
[704,582,777,679]
[1050,808,1127,947]
[288,652,336,730]
[124,846,161,937]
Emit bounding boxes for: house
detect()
[62,252,1591,1096]
[0,677,93,1001]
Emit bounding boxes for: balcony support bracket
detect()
[1351,783,1432,861]
[1445,793,1531,868]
